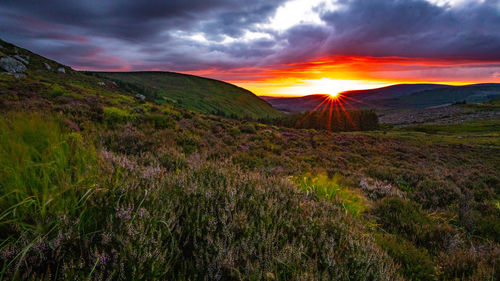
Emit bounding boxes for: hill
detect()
[263,83,500,113]
[261,94,332,113]
[344,83,448,101]
[1,39,500,280]
[93,71,282,119]
[0,39,281,120]
[395,83,500,108]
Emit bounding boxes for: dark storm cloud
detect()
[318,0,500,61]
[0,0,499,72]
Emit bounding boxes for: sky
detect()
[1,0,500,96]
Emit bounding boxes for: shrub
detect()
[0,151,402,280]
[240,123,256,134]
[49,84,65,98]
[103,106,134,125]
[440,246,500,281]
[414,179,461,209]
[176,133,200,154]
[376,234,437,281]
[366,165,398,182]
[372,197,459,253]
[142,113,176,129]
[474,208,500,243]
[101,123,152,155]
[159,151,187,171]
[229,126,241,136]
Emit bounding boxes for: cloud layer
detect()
[1,0,500,88]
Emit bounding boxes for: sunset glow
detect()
[3,0,500,97]
[227,55,497,97]
[267,78,389,97]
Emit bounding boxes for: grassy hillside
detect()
[263,83,500,113]
[1,39,500,280]
[345,83,449,101]
[396,84,500,109]
[94,71,283,119]
[0,39,281,120]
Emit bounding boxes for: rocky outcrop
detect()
[14,55,29,65]
[57,67,66,73]
[0,56,27,73]
[135,94,146,101]
[44,62,52,71]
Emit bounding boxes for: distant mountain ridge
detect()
[262,83,500,113]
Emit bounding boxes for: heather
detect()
[0,114,402,280]
[0,105,498,280]
[264,109,379,131]
[0,39,499,280]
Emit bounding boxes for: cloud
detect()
[0,0,499,83]
[319,0,500,60]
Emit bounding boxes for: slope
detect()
[0,39,282,120]
[263,83,500,113]
[395,83,500,108]
[94,71,283,119]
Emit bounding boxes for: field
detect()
[1,40,500,280]
[1,90,499,280]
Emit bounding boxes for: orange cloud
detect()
[217,56,500,96]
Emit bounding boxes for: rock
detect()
[14,55,29,65]
[0,56,26,73]
[133,106,144,113]
[135,94,146,101]
[98,81,105,86]
[57,67,66,73]
[43,62,52,71]
[14,73,26,79]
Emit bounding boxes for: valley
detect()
[0,39,499,280]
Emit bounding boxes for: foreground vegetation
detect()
[1,39,500,280]
[264,109,379,131]
[1,114,402,280]
[1,104,498,280]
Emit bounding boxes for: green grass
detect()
[95,72,283,119]
[294,173,367,217]
[399,119,500,134]
[376,234,437,281]
[367,118,500,148]
[0,114,98,278]
[0,114,96,229]
[462,97,500,111]
[103,106,135,125]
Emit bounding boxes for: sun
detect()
[264,78,387,97]
[329,92,339,98]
